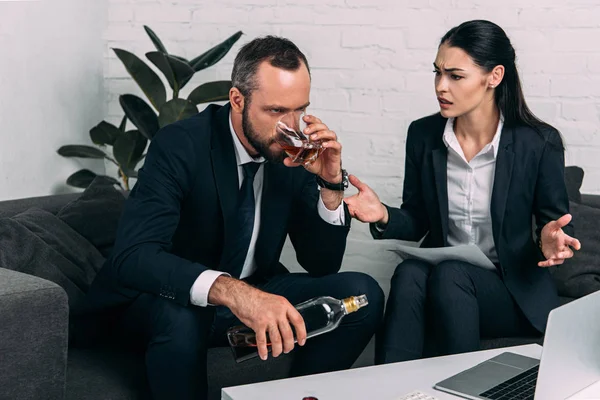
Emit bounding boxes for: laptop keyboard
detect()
[479,365,539,400]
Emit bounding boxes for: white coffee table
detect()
[222,344,542,400]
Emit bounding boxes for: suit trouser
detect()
[376,259,539,365]
[117,271,384,400]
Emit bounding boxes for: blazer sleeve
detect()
[288,172,351,277]
[107,124,207,306]
[533,128,574,252]
[370,121,430,241]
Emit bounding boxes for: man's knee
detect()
[151,297,214,355]
[333,272,384,323]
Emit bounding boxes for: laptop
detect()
[433,289,600,400]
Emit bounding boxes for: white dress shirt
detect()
[189,112,346,306]
[443,115,503,266]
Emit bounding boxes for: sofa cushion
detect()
[565,166,584,204]
[57,176,126,258]
[66,347,146,400]
[550,201,600,298]
[0,207,104,313]
[581,194,600,209]
[480,336,543,351]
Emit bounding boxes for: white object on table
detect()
[221,344,542,400]
[396,390,439,400]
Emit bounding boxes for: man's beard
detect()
[242,105,285,163]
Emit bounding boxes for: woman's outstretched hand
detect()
[538,213,582,267]
[343,175,389,224]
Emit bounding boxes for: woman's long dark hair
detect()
[440,20,551,132]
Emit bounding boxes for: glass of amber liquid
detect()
[275,111,323,165]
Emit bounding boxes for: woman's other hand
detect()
[538,213,582,267]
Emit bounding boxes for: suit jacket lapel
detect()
[432,147,450,245]
[211,103,239,230]
[491,124,515,247]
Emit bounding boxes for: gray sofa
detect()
[1,166,599,400]
[0,190,302,400]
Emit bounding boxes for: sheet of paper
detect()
[387,243,496,270]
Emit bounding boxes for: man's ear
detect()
[230,87,245,114]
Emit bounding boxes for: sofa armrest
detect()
[0,267,68,400]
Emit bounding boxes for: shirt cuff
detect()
[317,188,345,226]
[190,270,230,307]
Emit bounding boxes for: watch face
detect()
[341,169,349,189]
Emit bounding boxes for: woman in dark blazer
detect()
[344,20,582,364]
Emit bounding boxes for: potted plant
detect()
[58,26,242,189]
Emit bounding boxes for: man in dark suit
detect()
[85,36,384,399]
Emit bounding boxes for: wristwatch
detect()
[316,169,349,191]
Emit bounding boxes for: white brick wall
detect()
[105,0,600,293]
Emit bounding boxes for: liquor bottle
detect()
[226,295,369,363]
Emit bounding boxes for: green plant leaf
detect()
[188,81,232,105]
[66,170,120,189]
[146,51,195,93]
[66,169,97,188]
[158,99,198,128]
[119,94,160,140]
[57,145,107,159]
[171,55,189,63]
[121,166,139,179]
[119,115,127,132]
[144,25,168,54]
[113,48,167,110]
[90,121,121,146]
[113,130,148,170]
[190,31,243,72]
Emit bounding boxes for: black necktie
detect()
[221,162,261,278]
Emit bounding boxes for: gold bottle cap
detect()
[343,294,369,314]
